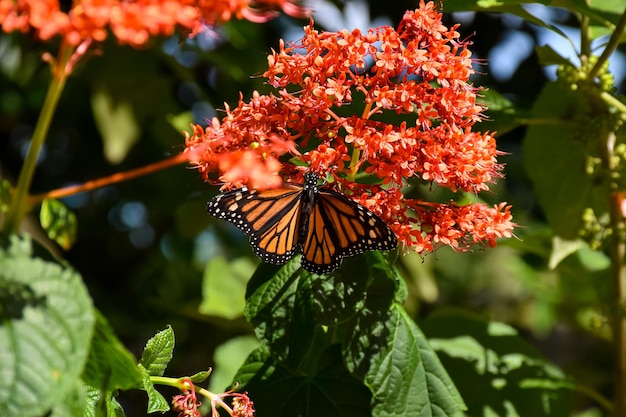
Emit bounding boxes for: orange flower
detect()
[0,0,309,47]
[186,1,515,253]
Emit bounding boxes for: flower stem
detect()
[28,153,190,205]
[609,190,626,417]
[150,376,190,390]
[2,47,72,233]
[602,130,626,417]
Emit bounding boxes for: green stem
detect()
[579,13,591,58]
[573,383,614,414]
[150,376,224,403]
[602,129,626,417]
[150,376,188,390]
[3,48,72,233]
[601,91,626,117]
[589,6,626,80]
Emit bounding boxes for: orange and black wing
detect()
[300,189,398,274]
[206,185,304,265]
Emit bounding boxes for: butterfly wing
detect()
[206,185,303,265]
[300,189,398,274]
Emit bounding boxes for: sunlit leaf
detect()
[40,199,78,250]
[49,380,86,417]
[200,256,255,319]
[523,82,595,239]
[138,366,169,414]
[139,325,175,377]
[0,234,94,417]
[345,298,465,416]
[82,311,142,392]
[89,47,179,164]
[549,236,585,269]
[91,86,140,165]
[421,310,571,417]
[210,336,259,392]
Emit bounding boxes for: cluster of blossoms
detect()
[171,379,255,417]
[0,0,308,47]
[186,1,514,253]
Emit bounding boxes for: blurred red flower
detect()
[0,0,309,47]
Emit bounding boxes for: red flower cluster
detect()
[171,379,255,417]
[0,0,309,47]
[185,1,515,253]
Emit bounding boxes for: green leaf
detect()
[0,234,94,417]
[89,47,179,164]
[49,381,87,417]
[522,81,595,239]
[136,326,175,414]
[233,345,373,417]
[91,84,140,164]
[244,252,453,416]
[210,336,259,392]
[576,244,610,271]
[138,365,170,414]
[478,89,529,135]
[40,198,78,250]
[189,369,212,383]
[420,310,571,417]
[548,236,585,269]
[442,1,569,39]
[84,385,124,417]
[105,392,125,417]
[200,256,255,319]
[443,0,623,41]
[245,253,398,371]
[535,45,572,67]
[139,325,175,377]
[345,302,465,417]
[82,310,142,392]
[244,258,317,369]
[167,111,194,134]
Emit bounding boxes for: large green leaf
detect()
[233,345,373,417]
[522,81,595,239]
[344,284,465,417]
[0,234,94,417]
[49,381,86,417]
[420,311,571,417]
[244,253,398,371]
[82,311,142,393]
[242,252,458,416]
[243,258,318,371]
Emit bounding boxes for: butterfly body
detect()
[207,172,397,274]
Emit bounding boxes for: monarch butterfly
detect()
[206,172,397,274]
